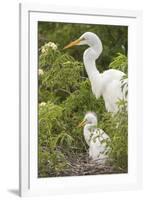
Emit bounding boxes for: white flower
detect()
[51,43,57,50]
[45,42,57,50]
[39,102,46,107]
[41,47,46,54]
[39,69,44,76]
[41,42,57,54]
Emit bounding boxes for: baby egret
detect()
[78,112,111,164]
[64,32,128,112]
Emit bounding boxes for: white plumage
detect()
[64,32,128,112]
[78,112,111,164]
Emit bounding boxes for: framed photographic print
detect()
[19,3,143,197]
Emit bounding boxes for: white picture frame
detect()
[19,3,143,197]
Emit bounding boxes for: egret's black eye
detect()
[80,37,85,41]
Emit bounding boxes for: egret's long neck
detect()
[84,124,96,146]
[83,44,103,98]
[83,47,100,78]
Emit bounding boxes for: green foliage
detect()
[39,45,84,103]
[99,100,128,170]
[109,53,128,74]
[39,47,60,69]
[38,23,128,177]
[38,101,69,177]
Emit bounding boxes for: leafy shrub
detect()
[109,53,128,74]
[38,101,70,177]
[39,44,84,103]
[99,100,128,171]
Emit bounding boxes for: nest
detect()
[57,153,127,177]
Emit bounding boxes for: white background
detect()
[0,0,145,199]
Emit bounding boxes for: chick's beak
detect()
[63,38,81,49]
[77,119,86,128]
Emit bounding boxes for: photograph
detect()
[38,21,128,178]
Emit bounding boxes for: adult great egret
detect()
[78,112,111,164]
[64,32,128,112]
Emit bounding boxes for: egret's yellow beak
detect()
[77,119,86,128]
[63,38,81,49]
